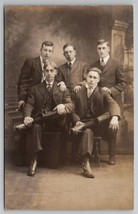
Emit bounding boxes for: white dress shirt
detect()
[86,84,96,98]
[100,54,110,66]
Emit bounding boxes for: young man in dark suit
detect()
[18,41,66,110]
[71,67,120,178]
[18,41,54,110]
[23,61,74,176]
[56,43,88,94]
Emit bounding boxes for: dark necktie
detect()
[68,62,72,70]
[43,58,49,69]
[100,58,105,67]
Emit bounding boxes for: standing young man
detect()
[18,41,54,110]
[56,43,88,94]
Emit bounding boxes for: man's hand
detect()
[73,85,82,93]
[18,100,25,110]
[109,116,119,132]
[71,121,85,134]
[57,81,66,92]
[102,87,111,94]
[24,116,34,127]
[54,104,66,115]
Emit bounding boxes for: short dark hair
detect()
[63,43,76,51]
[41,41,54,49]
[97,39,110,47]
[87,67,102,78]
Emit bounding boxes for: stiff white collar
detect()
[100,54,110,65]
[67,58,76,66]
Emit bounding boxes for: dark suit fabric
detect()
[24,81,74,159]
[56,59,88,93]
[91,57,127,116]
[71,86,120,157]
[18,56,43,102]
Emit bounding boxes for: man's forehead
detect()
[88,71,99,77]
[42,45,53,49]
[64,46,75,51]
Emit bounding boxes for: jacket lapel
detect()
[71,59,79,74]
[102,57,114,74]
[52,82,61,104]
[90,86,100,115]
[81,86,88,111]
[37,82,46,98]
[34,56,43,74]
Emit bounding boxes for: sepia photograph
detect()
[4,5,134,210]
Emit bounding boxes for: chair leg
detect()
[92,137,101,167]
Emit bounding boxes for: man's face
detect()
[44,64,57,82]
[41,45,54,60]
[63,46,76,62]
[97,42,110,58]
[86,71,100,88]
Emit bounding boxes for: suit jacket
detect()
[18,56,43,102]
[56,59,88,92]
[24,81,74,118]
[91,57,127,115]
[71,86,120,125]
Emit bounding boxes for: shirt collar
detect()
[45,80,54,86]
[40,56,50,66]
[85,84,96,90]
[67,58,76,66]
[100,54,110,64]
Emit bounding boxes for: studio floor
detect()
[5,153,133,210]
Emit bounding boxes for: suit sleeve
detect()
[23,86,35,117]
[70,92,81,125]
[55,67,63,83]
[62,89,75,113]
[110,64,127,97]
[104,92,121,118]
[82,63,88,80]
[18,59,32,102]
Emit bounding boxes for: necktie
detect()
[100,58,105,67]
[43,58,49,69]
[41,59,48,82]
[87,87,93,98]
[47,83,52,92]
[68,62,72,70]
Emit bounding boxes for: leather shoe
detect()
[27,159,37,176]
[82,160,95,178]
[109,155,116,165]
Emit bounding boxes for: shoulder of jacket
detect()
[58,63,67,69]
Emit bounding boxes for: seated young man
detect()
[23,61,74,176]
[71,67,121,179]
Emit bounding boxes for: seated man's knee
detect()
[32,123,42,131]
[82,128,94,136]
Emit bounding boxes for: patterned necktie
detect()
[47,83,52,92]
